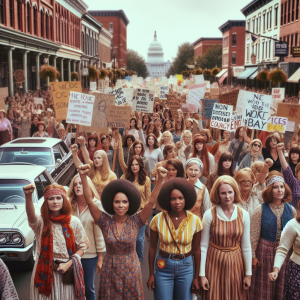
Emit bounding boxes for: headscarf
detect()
[249,139,262,161]
[186,157,204,175]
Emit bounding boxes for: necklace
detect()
[114,215,128,222]
[170,211,185,221]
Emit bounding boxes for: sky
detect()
[86,0,252,62]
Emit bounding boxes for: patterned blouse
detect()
[236,187,260,219]
[282,165,300,209]
[0,258,18,300]
[150,210,202,254]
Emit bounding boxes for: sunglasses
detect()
[253,144,261,148]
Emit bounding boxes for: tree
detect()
[127,49,148,78]
[166,42,194,77]
[195,45,222,70]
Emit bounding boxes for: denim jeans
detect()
[81,256,98,300]
[153,253,194,300]
[136,225,146,261]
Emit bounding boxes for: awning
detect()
[216,69,227,78]
[250,70,258,79]
[237,67,257,80]
[186,64,195,69]
[287,67,300,83]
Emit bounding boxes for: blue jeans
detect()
[154,253,194,300]
[81,256,98,300]
[136,225,146,261]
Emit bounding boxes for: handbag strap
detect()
[163,213,181,254]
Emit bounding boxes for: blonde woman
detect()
[160,131,174,152]
[68,174,106,300]
[71,136,117,196]
[176,130,193,167]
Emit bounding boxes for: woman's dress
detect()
[19,117,31,137]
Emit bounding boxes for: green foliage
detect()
[268,68,288,86]
[193,68,203,75]
[39,65,58,82]
[127,49,148,78]
[211,67,221,76]
[89,65,99,81]
[195,45,222,70]
[71,72,79,81]
[257,70,269,82]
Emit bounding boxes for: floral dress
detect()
[96,212,145,300]
[18,116,31,137]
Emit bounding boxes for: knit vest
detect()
[260,203,294,242]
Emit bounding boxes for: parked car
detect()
[0,137,76,186]
[0,164,56,270]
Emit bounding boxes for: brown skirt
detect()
[0,130,11,146]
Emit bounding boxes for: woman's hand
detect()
[113,143,118,151]
[277,143,284,152]
[157,167,168,179]
[147,275,155,291]
[70,144,78,153]
[176,141,182,149]
[191,277,201,295]
[243,275,251,290]
[252,257,260,269]
[78,136,85,145]
[137,120,142,130]
[200,276,210,290]
[57,261,72,274]
[264,158,273,169]
[23,184,35,196]
[78,164,91,176]
[96,259,103,274]
[268,268,279,281]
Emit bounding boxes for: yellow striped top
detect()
[150,210,202,254]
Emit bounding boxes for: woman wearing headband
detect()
[23,183,89,300]
[238,139,264,170]
[250,171,296,300]
[186,158,211,220]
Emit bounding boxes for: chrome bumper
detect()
[0,243,33,261]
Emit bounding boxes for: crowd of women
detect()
[1,90,300,300]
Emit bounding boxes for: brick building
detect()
[193,37,223,59]
[89,10,129,69]
[219,20,246,85]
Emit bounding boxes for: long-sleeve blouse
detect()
[282,165,300,209]
[237,187,260,219]
[250,203,297,258]
[0,118,12,133]
[200,205,252,276]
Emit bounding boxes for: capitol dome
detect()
[147,31,164,63]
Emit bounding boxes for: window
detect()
[258,15,261,32]
[266,42,268,58]
[262,42,265,59]
[275,6,278,26]
[0,0,3,24]
[9,0,13,27]
[232,52,236,64]
[256,18,258,33]
[81,32,84,52]
[287,35,290,54]
[269,40,271,58]
[33,6,37,34]
[252,19,255,33]
[46,15,49,39]
[284,2,287,23]
[17,0,20,29]
[223,53,228,65]
[288,0,291,23]
[27,3,30,32]
[297,0,299,19]
[270,9,272,28]
[109,22,113,33]
[41,11,44,37]
[258,42,260,60]
[281,4,284,25]
[232,33,236,46]
[292,0,295,21]
[296,33,298,46]
[266,12,269,29]
[263,14,266,31]
[247,21,250,30]
[247,45,250,62]
[223,36,228,48]
[291,34,294,53]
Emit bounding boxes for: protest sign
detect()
[98,80,105,90]
[195,75,204,84]
[109,87,127,106]
[0,87,8,111]
[90,81,96,91]
[169,100,181,113]
[229,113,243,132]
[123,88,135,104]
[66,92,95,126]
[286,121,295,132]
[181,103,198,113]
[103,87,112,94]
[190,83,207,90]
[236,89,248,114]
[272,88,285,101]
[104,80,109,88]
[218,89,239,109]
[14,69,25,82]
[203,99,219,119]
[210,103,233,130]
[266,116,288,133]
[132,89,154,113]
[187,87,206,109]
[116,80,122,88]
[277,103,300,123]
[125,76,131,82]
[50,81,82,119]
[210,88,220,98]
[242,92,271,130]
[176,74,183,83]
[107,105,131,128]
[176,86,183,93]
[34,98,43,105]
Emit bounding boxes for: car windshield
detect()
[0,147,53,166]
[0,179,33,204]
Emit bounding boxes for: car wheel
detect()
[22,238,37,271]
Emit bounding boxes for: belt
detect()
[159,250,192,260]
[209,241,240,252]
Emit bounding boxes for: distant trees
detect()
[127,49,148,78]
[194,45,222,70]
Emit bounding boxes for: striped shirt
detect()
[150,210,202,254]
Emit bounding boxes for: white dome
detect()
[147,31,164,62]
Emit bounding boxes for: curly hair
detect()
[122,134,135,148]
[180,130,192,143]
[166,159,184,178]
[191,137,209,177]
[146,133,159,149]
[126,155,147,185]
[160,131,174,147]
[101,179,141,215]
[157,178,196,211]
[265,134,280,151]
[217,152,235,177]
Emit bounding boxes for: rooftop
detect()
[193,37,223,46]
[88,10,130,26]
[219,20,246,34]
[241,0,273,17]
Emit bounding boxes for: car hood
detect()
[0,207,26,229]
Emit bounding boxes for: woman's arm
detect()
[23,184,38,223]
[118,135,128,175]
[241,210,252,275]
[78,136,93,165]
[250,206,262,267]
[143,157,151,179]
[70,144,83,169]
[78,164,101,222]
[138,129,146,145]
[277,143,288,170]
[257,158,273,184]
[192,231,201,295]
[147,229,159,291]
[243,126,252,144]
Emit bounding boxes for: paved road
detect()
[6,232,154,300]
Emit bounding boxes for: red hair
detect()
[41,184,72,236]
[191,137,209,177]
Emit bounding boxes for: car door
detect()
[59,142,75,185]
[51,144,66,185]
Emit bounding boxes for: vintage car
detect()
[0,137,76,186]
[0,164,56,270]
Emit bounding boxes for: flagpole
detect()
[245,30,281,42]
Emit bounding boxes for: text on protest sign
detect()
[34,98,43,105]
[229,113,243,132]
[181,103,198,113]
[271,88,285,110]
[107,105,131,128]
[210,103,233,130]
[210,88,220,98]
[267,116,288,133]
[66,92,95,126]
[123,88,135,105]
[132,89,154,113]
[109,87,128,106]
[189,83,207,90]
[90,81,96,91]
[50,81,82,119]
[203,99,219,119]
[187,87,206,109]
[277,103,300,123]
[236,89,248,114]
[242,92,271,130]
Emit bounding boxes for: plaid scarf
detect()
[34,214,76,296]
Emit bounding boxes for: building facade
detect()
[98,26,112,69]
[219,20,246,84]
[145,31,172,78]
[193,37,223,58]
[88,10,129,69]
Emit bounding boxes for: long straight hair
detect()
[88,150,111,181]
[191,137,209,177]
[126,155,147,185]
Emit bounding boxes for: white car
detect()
[0,164,56,270]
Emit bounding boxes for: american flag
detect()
[251,33,260,43]
[218,71,228,85]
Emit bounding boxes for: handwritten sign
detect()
[0,87,8,111]
[132,89,154,113]
[277,103,300,123]
[210,88,220,98]
[90,81,96,91]
[14,69,25,82]
[242,92,271,130]
[229,113,243,132]
[66,92,95,126]
[271,88,285,110]
[195,75,204,84]
[50,81,82,119]
[123,88,135,104]
[210,103,233,130]
[34,97,43,105]
[266,116,288,133]
[109,87,127,106]
[187,87,206,109]
[107,105,131,128]
[181,103,198,113]
[203,99,219,119]
[236,89,248,114]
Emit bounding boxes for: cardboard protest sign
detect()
[168,100,181,113]
[66,92,95,126]
[277,103,300,123]
[109,87,127,106]
[266,116,288,133]
[103,87,112,94]
[107,105,131,128]
[0,87,8,111]
[98,80,105,90]
[50,81,82,119]
[242,92,271,130]
[104,80,109,88]
[271,88,285,110]
[203,99,219,119]
[236,89,248,114]
[14,69,25,82]
[189,83,207,90]
[123,88,135,104]
[218,89,239,109]
[176,74,183,83]
[210,103,233,130]
[210,88,220,98]
[195,75,204,84]
[34,98,43,105]
[229,113,243,132]
[132,89,154,113]
[90,81,96,91]
[181,103,198,113]
[187,87,206,109]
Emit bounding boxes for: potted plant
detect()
[203,69,211,81]
[71,72,79,81]
[89,65,99,81]
[211,67,221,77]
[39,64,58,82]
[193,68,203,75]
[267,67,288,86]
[257,70,269,82]
[99,68,108,80]
[116,69,125,79]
